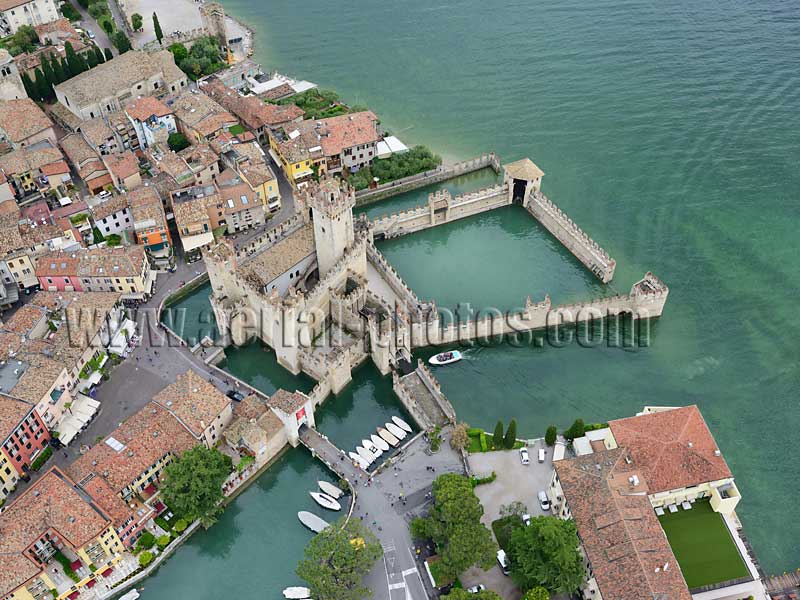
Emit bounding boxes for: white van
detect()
[538,448,546,463]
[538,490,551,512]
[496,549,510,575]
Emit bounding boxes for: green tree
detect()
[492,420,504,448]
[33,68,50,101]
[410,474,497,582]
[21,72,36,99]
[93,45,106,65]
[508,516,584,594]
[167,42,188,62]
[522,588,550,600]
[101,18,114,36]
[167,132,190,152]
[160,445,232,528]
[504,418,517,449]
[51,56,67,83]
[41,54,58,88]
[443,589,501,600]
[65,42,86,76]
[138,551,154,567]
[131,12,143,30]
[112,31,132,53]
[563,419,585,441]
[59,56,73,79]
[103,47,114,61]
[86,47,99,68]
[6,25,38,56]
[153,12,163,45]
[296,518,382,600]
[545,425,557,446]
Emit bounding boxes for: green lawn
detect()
[658,500,749,589]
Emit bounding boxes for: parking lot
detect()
[460,439,556,599]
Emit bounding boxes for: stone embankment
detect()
[392,360,456,429]
[355,153,501,205]
[524,190,616,283]
[371,184,510,239]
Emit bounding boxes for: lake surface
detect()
[152,0,800,580]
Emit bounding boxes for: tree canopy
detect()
[507,515,584,594]
[131,13,143,31]
[171,36,225,80]
[112,31,132,54]
[167,132,190,152]
[563,419,585,441]
[522,587,550,600]
[450,422,470,450]
[410,473,497,581]
[160,445,232,528]
[545,425,557,446]
[4,25,38,56]
[153,12,163,44]
[296,518,383,600]
[503,418,517,449]
[443,589,501,600]
[347,145,442,191]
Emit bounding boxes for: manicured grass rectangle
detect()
[658,500,749,589]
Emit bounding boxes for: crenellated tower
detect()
[306,176,356,277]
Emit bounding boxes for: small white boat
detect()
[318,480,343,499]
[371,434,390,452]
[298,511,329,533]
[386,422,407,440]
[356,446,375,465]
[362,439,382,459]
[392,416,413,433]
[283,587,311,599]
[377,427,399,447]
[348,451,370,469]
[310,491,342,511]
[429,350,462,365]
[119,592,140,600]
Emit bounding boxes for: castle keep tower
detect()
[307,177,356,277]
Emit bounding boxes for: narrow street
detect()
[71,0,116,55]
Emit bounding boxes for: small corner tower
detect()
[504,158,545,206]
[307,176,356,277]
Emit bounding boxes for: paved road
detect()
[72,1,115,55]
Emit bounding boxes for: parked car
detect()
[538,448,546,463]
[226,389,245,402]
[496,549,510,575]
[522,513,531,526]
[97,189,111,199]
[519,447,530,465]
[538,490,551,512]
[86,29,95,39]
[467,584,486,593]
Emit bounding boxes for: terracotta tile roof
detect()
[172,90,237,138]
[171,184,216,229]
[40,160,70,176]
[0,331,24,360]
[267,389,308,415]
[128,186,166,231]
[0,141,63,176]
[202,78,304,129]
[67,401,196,493]
[90,193,129,221]
[233,394,268,420]
[152,369,230,438]
[0,467,114,598]
[7,351,66,404]
[2,304,47,334]
[18,220,67,246]
[125,96,172,122]
[60,132,100,168]
[178,142,219,172]
[217,174,259,215]
[0,98,53,144]
[287,111,380,160]
[103,150,139,181]
[33,17,77,38]
[609,406,732,493]
[80,118,114,147]
[554,448,692,600]
[79,474,133,527]
[0,392,32,442]
[260,83,294,101]
[75,245,146,278]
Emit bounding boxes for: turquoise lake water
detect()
[142,0,800,589]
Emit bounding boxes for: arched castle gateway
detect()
[205,163,668,403]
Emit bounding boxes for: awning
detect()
[55,394,101,445]
[68,592,79,600]
[181,231,215,252]
[108,319,137,356]
[267,148,282,166]
[70,560,82,571]
[143,483,157,495]
[86,579,96,588]
[101,567,113,576]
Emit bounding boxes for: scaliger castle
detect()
[203,158,669,435]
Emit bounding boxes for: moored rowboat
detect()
[392,416,413,433]
[283,586,311,599]
[310,491,342,511]
[298,511,329,533]
[377,427,399,447]
[371,434,390,452]
[386,422,407,440]
[318,480,343,499]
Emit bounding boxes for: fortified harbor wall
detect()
[354,153,501,205]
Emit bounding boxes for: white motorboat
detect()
[298,511,329,533]
[310,491,342,511]
[371,434,390,452]
[119,592,140,600]
[392,416,413,433]
[356,446,375,465]
[348,451,370,470]
[362,439,382,459]
[318,480,343,499]
[377,427,399,447]
[386,422,407,440]
[283,587,311,599]
[429,350,462,366]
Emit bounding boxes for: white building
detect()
[125,95,177,150]
[0,0,58,36]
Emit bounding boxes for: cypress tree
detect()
[104,47,113,61]
[153,12,163,45]
[492,420,504,448]
[94,46,106,64]
[41,54,58,88]
[21,71,36,99]
[545,424,557,446]
[59,56,73,79]
[87,48,99,68]
[65,42,85,76]
[52,55,67,83]
[503,418,517,449]
[112,31,132,54]
[33,67,50,101]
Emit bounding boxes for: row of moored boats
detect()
[347,416,412,469]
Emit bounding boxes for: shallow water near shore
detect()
[142,0,800,590]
